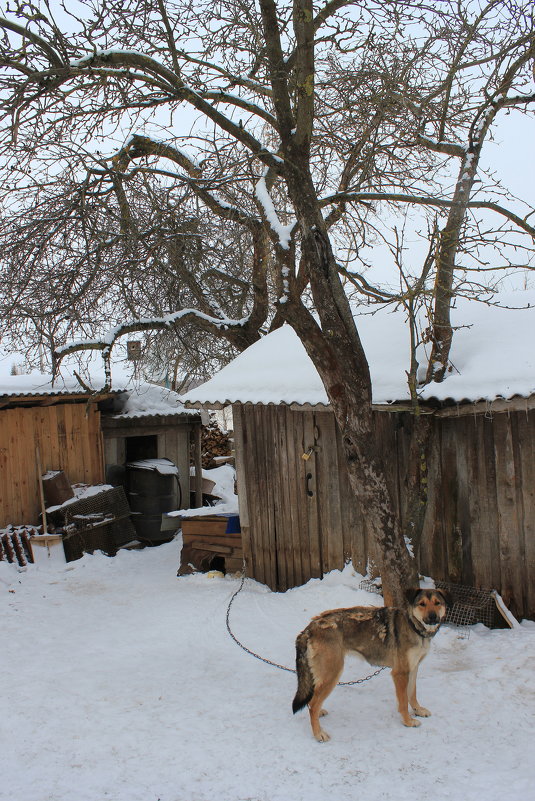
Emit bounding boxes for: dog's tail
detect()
[292,630,314,714]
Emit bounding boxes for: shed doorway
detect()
[125,435,158,461]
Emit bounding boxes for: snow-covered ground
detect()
[2,541,534,801]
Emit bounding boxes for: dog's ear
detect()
[405,588,422,605]
[434,588,453,608]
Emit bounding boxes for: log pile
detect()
[200,421,233,469]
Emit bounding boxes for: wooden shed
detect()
[0,378,117,528]
[182,294,535,620]
[0,375,203,532]
[100,382,204,513]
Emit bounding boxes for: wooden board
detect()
[182,533,242,549]
[181,519,229,537]
[0,403,105,528]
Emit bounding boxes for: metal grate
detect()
[358,578,383,595]
[435,580,498,628]
[358,578,501,629]
[59,487,137,561]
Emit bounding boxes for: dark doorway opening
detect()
[126,435,158,461]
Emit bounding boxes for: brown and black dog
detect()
[292,588,451,741]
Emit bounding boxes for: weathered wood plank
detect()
[455,418,474,587]
[333,421,368,574]
[418,417,441,579]
[235,404,534,620]
[14,408,30,524]
[253,405,276,589]
[480,413,502,589]
[242,406,264,585]
[0,414,9,523]
[493,413,523,617]
[270,406,287,590]
[232,405,253,576]
[440,419,462,583]
[467,416,497,591]
[285,405,304,587]
[316,411,344,574]
[511,410,535,618]
[1,403,113,529]
[291,407,313,583]
[303,411,322,579]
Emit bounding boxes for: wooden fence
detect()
[233,403,535,620]
[0,403,105,528]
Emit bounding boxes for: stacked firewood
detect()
[201,420,233,469]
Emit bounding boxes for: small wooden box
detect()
[178,515,242,575]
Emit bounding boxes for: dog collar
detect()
[408,616,440,639]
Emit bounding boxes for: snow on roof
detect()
[0,372,126,399]
[181,290,535,407]
[0,373,199,418]
[115,382,200,418]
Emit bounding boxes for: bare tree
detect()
[1,0,534,603]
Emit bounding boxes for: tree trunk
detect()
[426,43,534,383]
[262,0,419,605]
[282,187,419,605]
[403,414,432,557]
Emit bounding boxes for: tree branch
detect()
[323,191,535,238]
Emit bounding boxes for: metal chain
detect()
[225,571,387,686]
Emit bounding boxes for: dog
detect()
[292,587,451,741]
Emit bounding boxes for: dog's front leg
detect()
[408,665,431,718]
[392,670,421,727]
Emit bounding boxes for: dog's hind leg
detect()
[308,678,340,742]
[307,648,344,742]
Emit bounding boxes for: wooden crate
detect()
[178,515,242,575]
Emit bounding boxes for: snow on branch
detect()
[69,49,284,175]
[255,173,295,249]
[54,308,250,373]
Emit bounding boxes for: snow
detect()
[2,544,534,801]
[45,483,115,514]
[0,370,117,397]
[181,290,535,407]
[255,174,295,250]
[126,458,179,475]
[0,371,198,419]
[170,463,239,518]
[117,383,199,419]
[181,325,328,407]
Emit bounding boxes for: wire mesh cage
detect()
[434,580,499,628]
[58,487,137,561]
[358,578,383,596]
[358,578,502,629]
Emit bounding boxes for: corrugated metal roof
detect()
[182,292,535,409]
[0,375,200,418]
[0,373,127,400]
